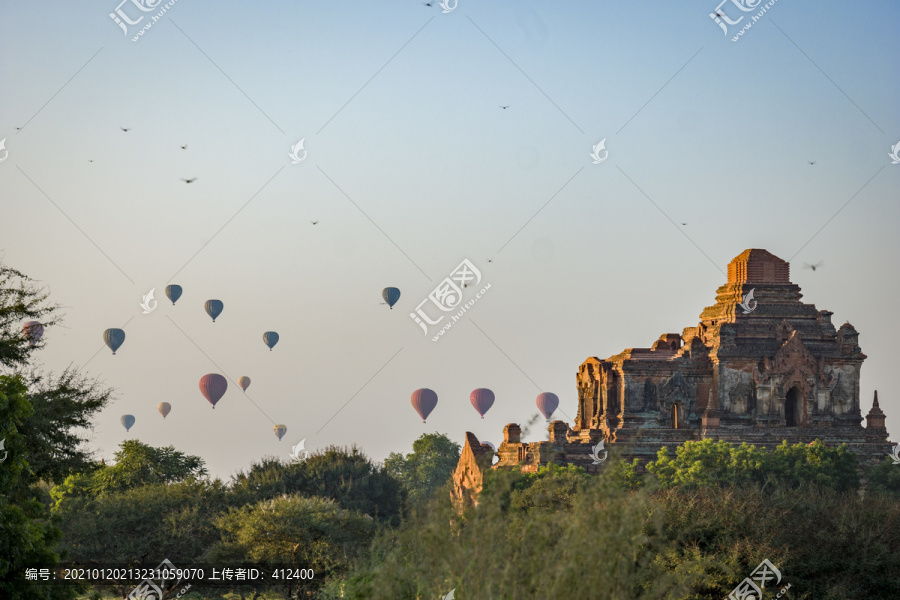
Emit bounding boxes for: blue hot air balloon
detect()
[121,414,135,432]
[274,424,287,441]
[205,299,224,322]
[382,287,401,309]
[166,284,183,305]
[263,331,279,351]
[103,328,126,355]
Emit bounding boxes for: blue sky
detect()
[1,0,898,479]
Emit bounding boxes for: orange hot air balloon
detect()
[158,402,172,419]
[239,376,251,392]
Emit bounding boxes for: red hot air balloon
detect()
[470,388,495,419]
[536,392,559,422]
[22,321,44,344]
[411,388,438,423]
[199,374,228,408]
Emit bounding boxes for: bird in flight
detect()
[500,105,510,110]
[487,259,493,263]
[181,144,188,150]
[804,261,823,271]
[15,127,22,131]
[88,159,94,163]
[809,161,816,165]
[311,220,319,225]
[181,178,197,184]
[681,222,687,226]
[120,127,130,132]
[423,2,433,5]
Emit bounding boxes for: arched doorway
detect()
[671,404,679,429]
[785,387,800,427]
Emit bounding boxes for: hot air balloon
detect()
[22,321,44,344]
[536,392,559,422]
[238,376,251,392]
[121,414,135,432]
[158,402,172,419]
[382,287,401,309]
[199,373,227,408]
[274,424,287,441]
[103,328,126,355]
[205,299,224,322]
[411,388,438,423]
[263,331,279,351]
[470,388,495,419]
[482,441,496,453]
[166,284,183,305]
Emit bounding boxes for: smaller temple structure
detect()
[453,249,893,507]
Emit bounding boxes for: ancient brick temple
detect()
[453,249,893,505]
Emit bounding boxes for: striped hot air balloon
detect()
[166,284,183,305]
[536,392,559,422]
[238,376,251,392]
[103,328,126,355]
[273,424,287,441]
[199,373,227,408]
[470,388,495,419]
[263,331,279,351]
[205,299,224,322]
[411,388,438,423]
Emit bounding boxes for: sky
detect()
[1,0,898,481]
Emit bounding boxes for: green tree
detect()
[383,433,461,506]
[0,264,60,370]
[646,438,858,491]
[0,375,74,600]
[208,495,377,599]
[231,445,404,524]
[866,457,900,495]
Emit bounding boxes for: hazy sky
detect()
[2,1,898,480]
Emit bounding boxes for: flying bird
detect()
[181,178,197,184]
[681,222,687,225]
[487,259,493,263]
[311,220,319,225]
[88,160,94,163]
[500,105,510,109]
[120,127,130,132]
[809,161,816,165]
[423,2,433,5]
[804,261,823,271]
[181,144,188,150]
